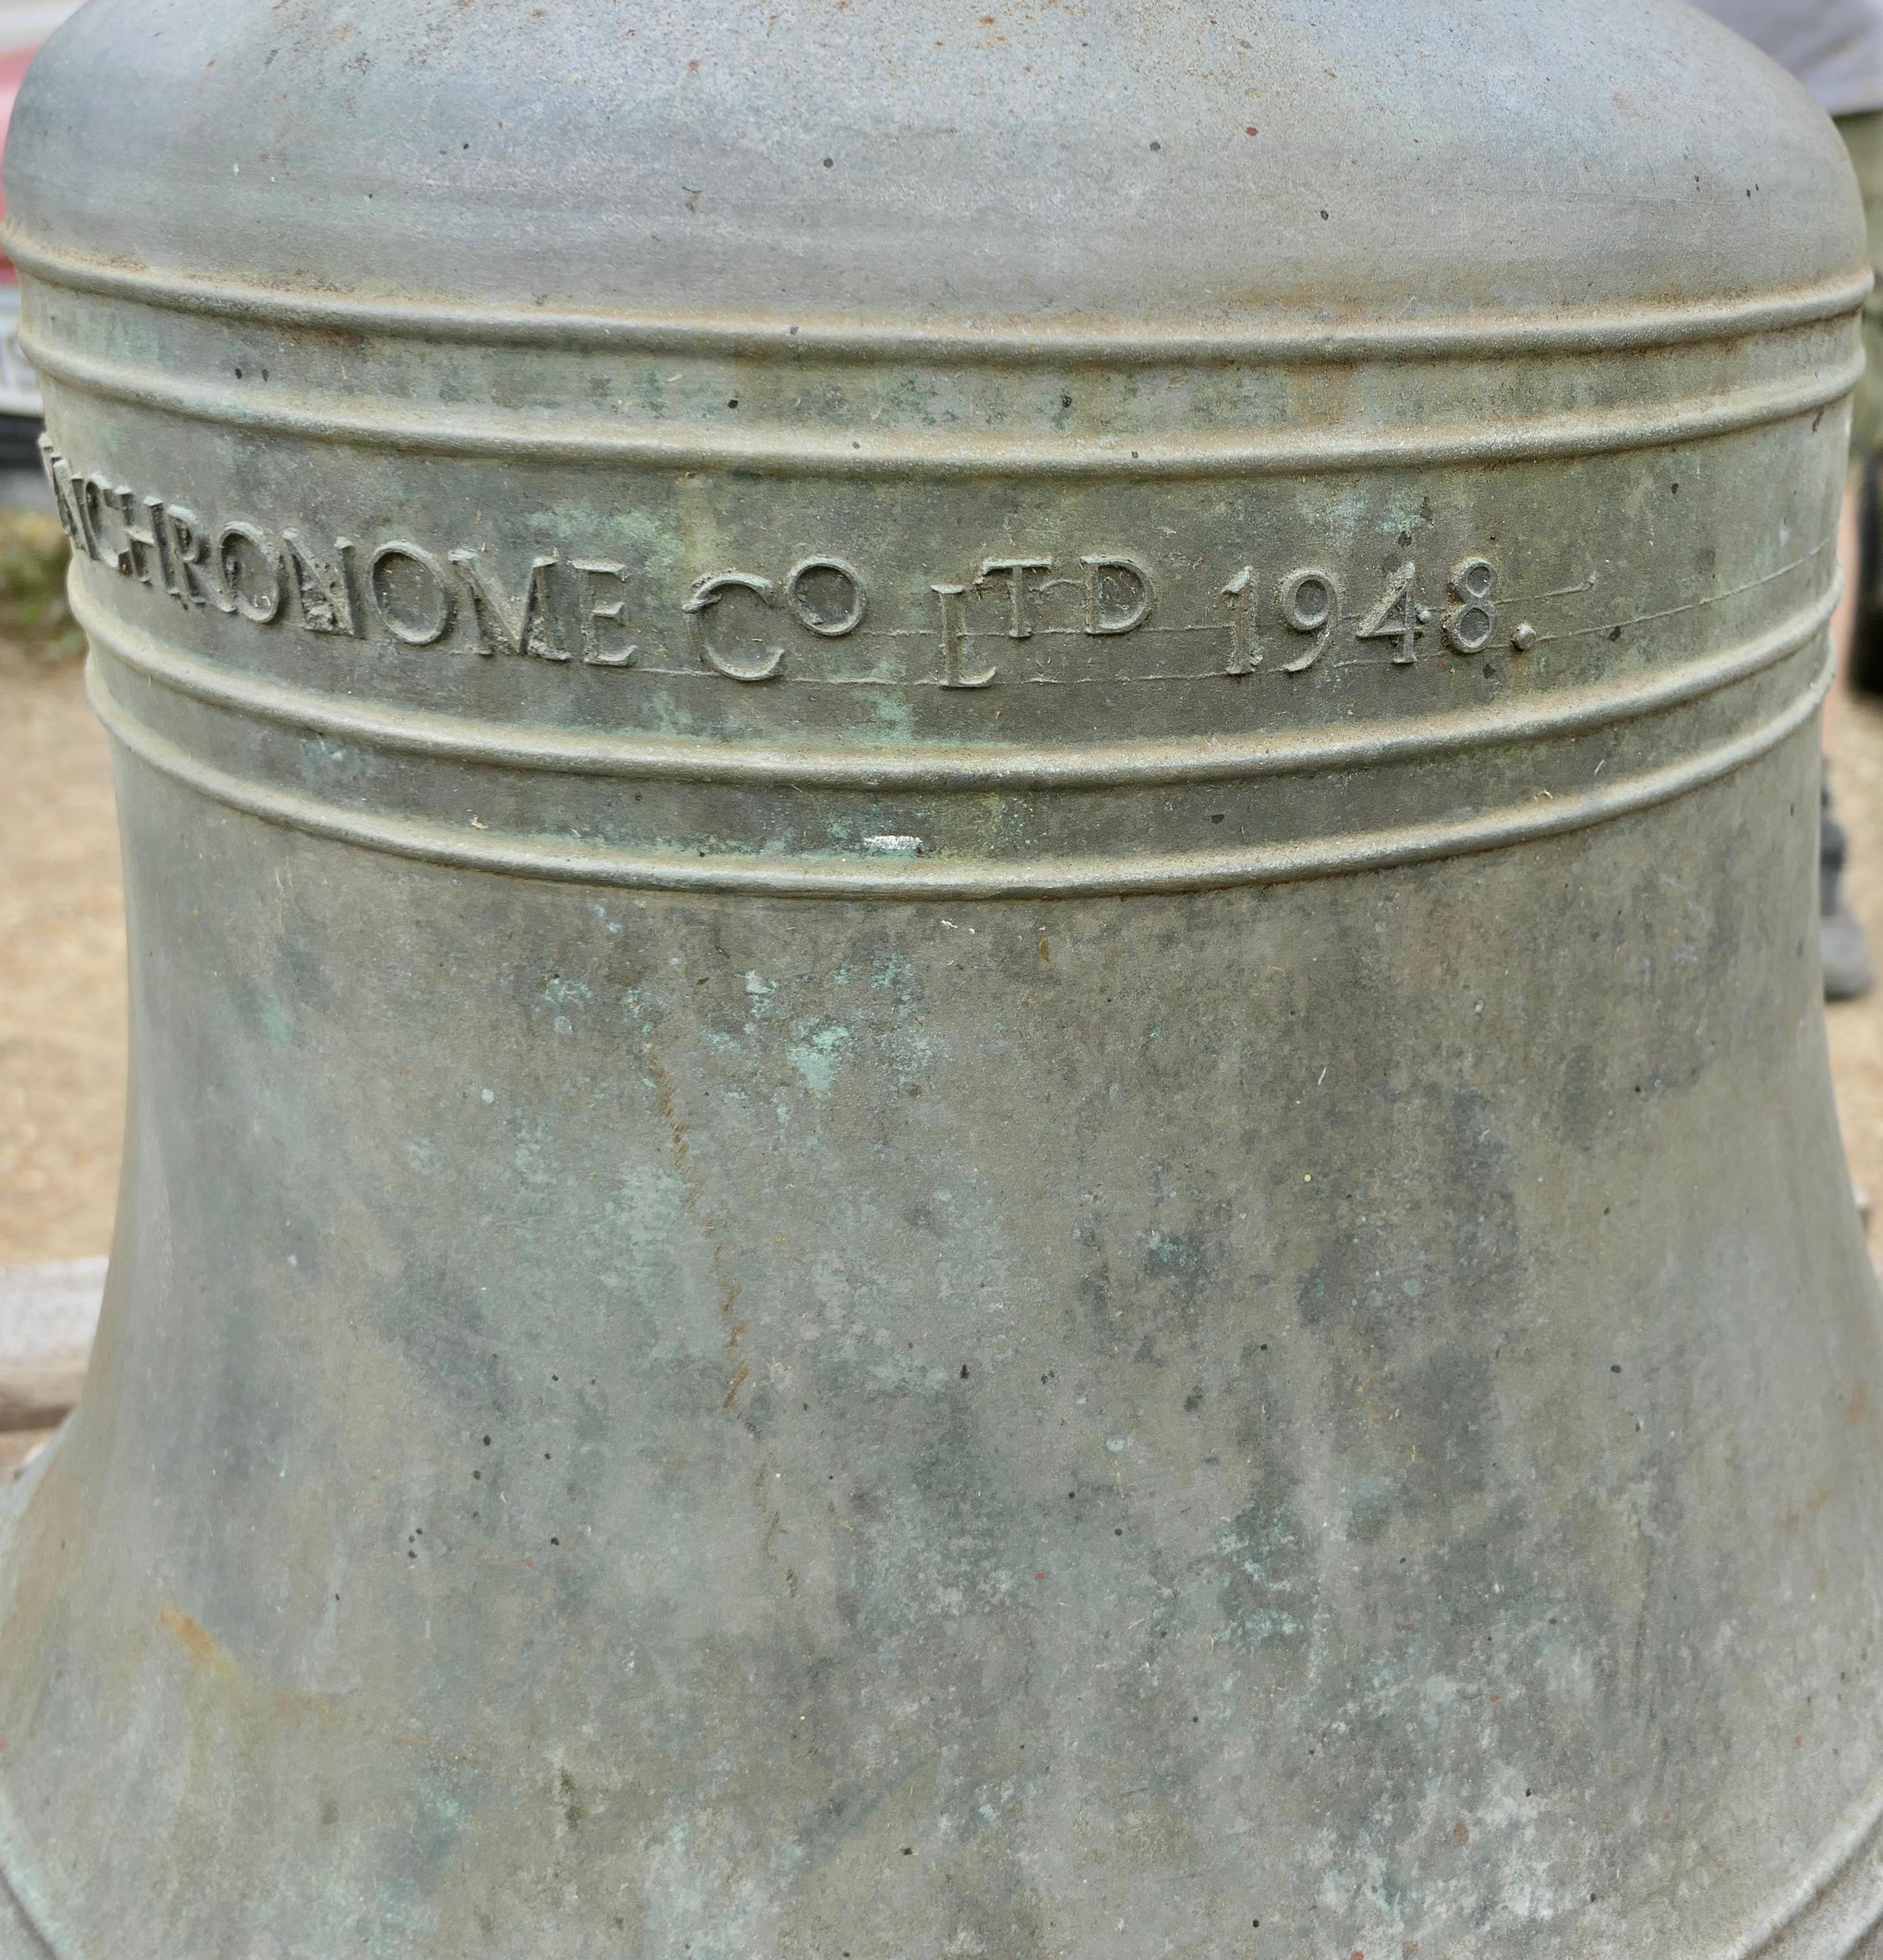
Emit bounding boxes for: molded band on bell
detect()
[19,334,1865,479]
[83,633,1834,899]
[67,569,1842,794]
[2,231,1869,364]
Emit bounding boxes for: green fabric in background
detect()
[1838,107,1883,455]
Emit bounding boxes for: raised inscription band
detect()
[26,229,1855,897]
[83,574,1832,898]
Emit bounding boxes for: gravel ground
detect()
[1,641,121,1266]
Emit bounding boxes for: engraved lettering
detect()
[284,532,359,637]
[163,506,227,612]
[785,556,867,637]
[37,440,90,558]
[684,571,784,682]
[1079,553,1155,636]
[976,556,1053,639]
[1356,561,1420,666]
[933,582,996,689]
[144,499,182,596]
[1220,565,1259,675]
[82,476,131,575]
[1442,557,1498,654]
[1276,566,1338,674]
[572,559,637,667]
[217,522,284,624]
[119,492,166,588]
[368,541,456,647]
[26,448,1551,706]
[450,547,564,662]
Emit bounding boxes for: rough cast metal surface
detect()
[1,2,1881,1954]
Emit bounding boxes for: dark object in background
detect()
[1854,452,1883,694]
[1825,775,1877,996]
[0,412,39,471]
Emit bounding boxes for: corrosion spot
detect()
[159,1607,220,1665]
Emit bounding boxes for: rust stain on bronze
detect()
[158,1606,223,1668]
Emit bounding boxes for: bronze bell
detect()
[2,1,1881,1953]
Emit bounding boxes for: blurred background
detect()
[0,0,137,1474]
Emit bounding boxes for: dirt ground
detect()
[1,640,122,1265]
[9,619,1883,1266]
